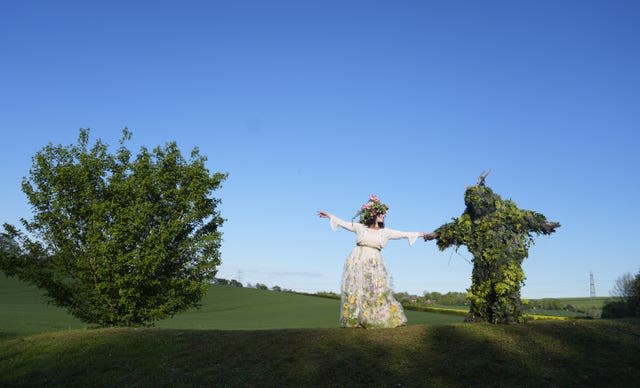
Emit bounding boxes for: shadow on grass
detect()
[406,320,640,386]
[1,320,639,386]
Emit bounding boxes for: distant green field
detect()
[543,297,609,309]
[425,297,609,318]
[0,273,462,335]
[0,273,87,334]
[431,297,608,310]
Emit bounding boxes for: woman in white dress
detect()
[318,195,437,328]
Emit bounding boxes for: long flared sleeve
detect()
[328,215,362,233]
[384,229,422,246]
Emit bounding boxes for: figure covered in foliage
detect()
[435,173,560,323]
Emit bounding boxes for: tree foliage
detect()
[422,291,468,306]
[0,129,227,326]
[213,278,243,287]
[611,272,635,301]
[602,271,640,318]
[435,175,560,323]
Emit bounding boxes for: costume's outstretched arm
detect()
[434,214,471,250]
[524,210,560,235]
[542,221,561,234]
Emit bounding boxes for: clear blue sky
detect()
[1,0,638,298]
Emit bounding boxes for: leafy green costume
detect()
[435,174,560,323]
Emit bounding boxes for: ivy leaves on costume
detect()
[436,174,560,324]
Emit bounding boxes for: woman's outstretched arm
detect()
[386,229,436,246]
[318,211,360,232]
[317,211,332,219]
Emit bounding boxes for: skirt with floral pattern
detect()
[340,246,407,328]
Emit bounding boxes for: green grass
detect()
[528,309,589,317]
[0,274,88,335]
[0,273,462,335]
[2,274,639,386]
[429,298,609,310]
[545,297,609,308]
[2,319,639,386]
[425,298,610,318]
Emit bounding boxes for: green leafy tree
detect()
[602,270,640,318]
[229,279,243,287]
[0,129,227,327]
[435,173,560,323]
[214,278,231,286]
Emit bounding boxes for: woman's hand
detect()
[423,232,438,241]
[318,211,332,219]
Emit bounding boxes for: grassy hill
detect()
[2,274,639,386]
[0,273,462,335]
[0,273,87,334]
[2,319,639,386]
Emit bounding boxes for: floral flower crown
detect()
[356,194,389,224]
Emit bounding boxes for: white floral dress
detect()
[328,215,421,328]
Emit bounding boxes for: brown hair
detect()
[363,216,385,229]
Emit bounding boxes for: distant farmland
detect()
[0,273,462,335]
[0,271,616,335]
